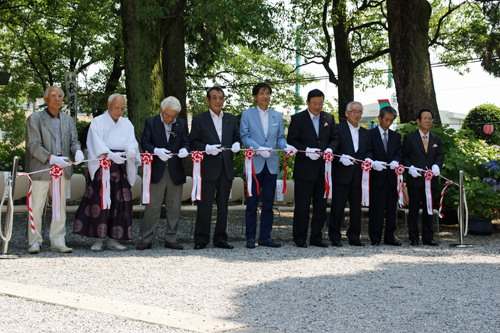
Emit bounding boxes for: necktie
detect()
[383,131,388,152]
[423,135,428,153]
[313,116,319,137]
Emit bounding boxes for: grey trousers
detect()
[139,167,182,243]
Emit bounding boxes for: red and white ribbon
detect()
[100,157,112,209]
[439,180,451,218]
[49,165,63,221]
[361,160,372,206]
[424,169,434,215]
[18,173,35,233]
[323,151,334,198]
[394,165,408,208]
[141,153,153,204]
[282,151,293,194]
[244,148,260,197]
[191,151,203,201]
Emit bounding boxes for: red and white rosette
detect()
[18,173,35,233]
[49,165,63,221]
[141,153,153,204]
[439,181,452,218]
[100,157,112,209]
[361,159,372,206]
[244,148,260,197]
[282,151,293,194]
[394,165,407,208]
[323,151,334,198]
[424,169,434,215]
[191,151,203,201]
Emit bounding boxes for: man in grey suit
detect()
[25,86,83,254]
[240,83,297,249]
[190,87,241,250]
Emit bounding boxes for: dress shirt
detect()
[209,109,223,142]
[307,109,320,137]
[258,106,269,138]
[419,129,429,142]
[160,116,176,143]
[347,121,360,152]
[378,125,388,152]
[46,109,62,155]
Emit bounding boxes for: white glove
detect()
[373,161,387,171]
[107,151,126,164]
[284,144,297,156]
[365,158,374,164]
[154,148,172,162]
[409,165,421,178]
[178,148,189,158]
[74,150,84,165]
[126,150,137,159]
[390,160,399,170]
[231,142,241,153]
[50,155,70,167]
[432,164,440,176]
[340,154,354,166]
[205,144,222,156]
[305,147,320,161]
[257,147,272,159]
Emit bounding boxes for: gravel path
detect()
[0,210,499,332]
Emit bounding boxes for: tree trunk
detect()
[162,3,187,122]
[387,0,441,124]
[121,0,163,140]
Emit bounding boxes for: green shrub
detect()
[462,103,500,144]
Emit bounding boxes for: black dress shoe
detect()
[331,240,342,247]
[349,240,365,246]
[310,242,329,248]
[194,242,206,250]
[410,240,419,246]
[295,242,308,248]
[371,241,381,246]
[384,240,402,246]
[423,240,438,246]
[214,240,234,249]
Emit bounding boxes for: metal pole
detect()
[451,170,472,247]
[0,156,20,258]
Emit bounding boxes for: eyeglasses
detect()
[421,117,433,122]
[348,110,363,115]
[310,102,324,107]
[162,113,178,119]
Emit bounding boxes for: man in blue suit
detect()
[240,83,297,248]
[137,96,190,250]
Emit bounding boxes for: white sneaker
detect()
[28,242,40,254]
[107,239,127,251]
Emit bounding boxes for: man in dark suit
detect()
[288,89,339,248]
[328,101,372,247]
[402,109,444,246]
[368,106,402,246]
[190,87,241,250]
[137,96,190,250]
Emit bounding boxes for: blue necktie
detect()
[313,116,319,137]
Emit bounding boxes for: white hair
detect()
[108,93,126,104]
[346,101,363,112]
[44,86,64,98]
[160,96,182,113]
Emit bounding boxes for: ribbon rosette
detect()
[191,151,203,201]
[99,157,112,209]
[394,165,407,208]
[424,169,435,215]
[244,148,260,197]
[141,153,153,204]
[49,165,64,222]
[323,151,334,198]
[282,151,294,194]
[361,160,372,206]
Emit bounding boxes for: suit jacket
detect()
[402,130,445,189]
[333,121,372,186]
[25,109,81,180]
[369,127,402,187]
[140,115,190,185]
[240,107,287,174]
[189,111,241,181]
[287,109,339,181]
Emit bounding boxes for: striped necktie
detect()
[423,135,428,153]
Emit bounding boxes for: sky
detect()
[298,61,500,116]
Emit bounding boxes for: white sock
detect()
[107,238,126,249]
[91,238,103,250]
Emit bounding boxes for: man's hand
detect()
[306,147,321,161]
[373,161,387,171]
[257,147,272,158]
[284,144,298,156]
[205,144,222,156]
[409,165,421,178]
[340,154,354,166]
[49,155,70,167]
[126,150,137,159]
[74,150,84,165]
[389,160,399,170]
[107,151,126,164]
[432,164,440,176]
[154,148,172,162]
[231,142,241,153]
[178,148,189,158]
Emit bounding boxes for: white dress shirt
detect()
[258,106,269,138]
[209,109,224,142]
[160,116,176,143]
[307,109,320,136]
[347,121,360,152]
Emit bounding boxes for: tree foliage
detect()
[462,103,500,144]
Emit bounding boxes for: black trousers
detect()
[329,182,362,242]
[194,166,232,245]
[407,186,436,243]
[368,183,398,243]
[292,176,327,245]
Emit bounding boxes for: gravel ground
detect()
[0,209,499,332]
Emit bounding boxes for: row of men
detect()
[24,83,444,254]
